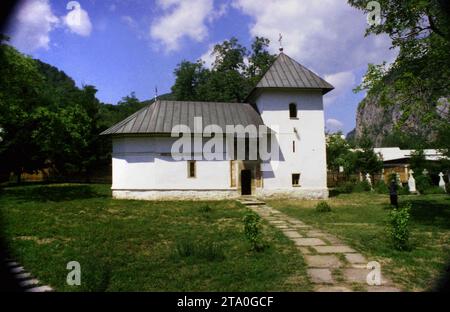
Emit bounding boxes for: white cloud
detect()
[326,118,344,132]
[208,3,229,23]
[323,71,356,106]
[9,0,59,52]
[233,0,397,75]
[64,2,92,36]
[199,43,218,68]
[150,0,214,51]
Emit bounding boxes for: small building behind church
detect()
[101,52,334,200]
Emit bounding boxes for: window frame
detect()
[187,160,196,178]
[289,103,298,119]
[292,173,300,187]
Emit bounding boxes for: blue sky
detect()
[6,0,397,135]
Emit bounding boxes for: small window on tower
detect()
[188,161,196,178]
[289,103,297,118]
[292,173,300,187]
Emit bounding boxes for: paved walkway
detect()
[239,198,401,292]
[2,258,53,292]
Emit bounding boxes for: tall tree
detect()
[350,0,450,154]
[246,37,277,87]
[0,38,107,181]
[0,40,47,181]
[171,61,208,101]
[171,37,276,103]
[326,132,357,175]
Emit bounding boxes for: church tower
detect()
[247,51,334,199]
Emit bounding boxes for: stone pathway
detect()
[3,258,53,292]
[238,198,401,292]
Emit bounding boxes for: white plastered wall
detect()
[254,89,328,197]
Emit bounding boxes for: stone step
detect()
[238,197,266,205]
[304,255,342,268]
[15,272,32,280]
[25,286,53,292]
[313,245,356,254]
[6,261,19,267]
[10,266,25,274]
[307,268,334,284]
[315,286,352,292]
[241,201,266,206]
[19,278,40,288]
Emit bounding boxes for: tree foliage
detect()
[350,0,450,154]
[171,37,276,102]
[0,39,108,180]
[327,131,383,176]
[0,42,47,179]
[326,132,354,173]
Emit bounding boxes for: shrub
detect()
[316,201,331,213]
[353,180,372,193]
[335,181,354,194]
[243,212,267,252]
[174,240,225,261]
[398,185,411,195]
[387,204,411,251]
[415,174,432,193]
[374,180,389,194]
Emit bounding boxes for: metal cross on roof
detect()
[278,33,283,52]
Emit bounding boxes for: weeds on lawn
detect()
[199,204,212,214]
[315,201,331,213]
[243,212,267,252]
[388,203,411,251]
[174,240,225,261]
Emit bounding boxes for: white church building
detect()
[101,52,334,200]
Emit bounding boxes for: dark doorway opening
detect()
[241,170,252,195]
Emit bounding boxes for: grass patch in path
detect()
[0,183,311,291]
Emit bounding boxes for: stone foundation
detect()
[112,189,240,201]
[112,188,329,200]
[255,188,329,200]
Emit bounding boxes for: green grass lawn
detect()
[0,183,311,291]
[268,193,450,291]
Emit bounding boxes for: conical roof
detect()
[248,53,334,100]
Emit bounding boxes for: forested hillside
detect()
[0,36,168,181]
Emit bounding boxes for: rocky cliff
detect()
[353,94,432,147]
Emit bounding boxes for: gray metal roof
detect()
[100,100,265,135]
[253,53,334,93]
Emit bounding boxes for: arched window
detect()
[289,103,297,118]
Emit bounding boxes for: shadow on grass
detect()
[407,198,450,229]
[433,259,450,292]
[2,184,107,202]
